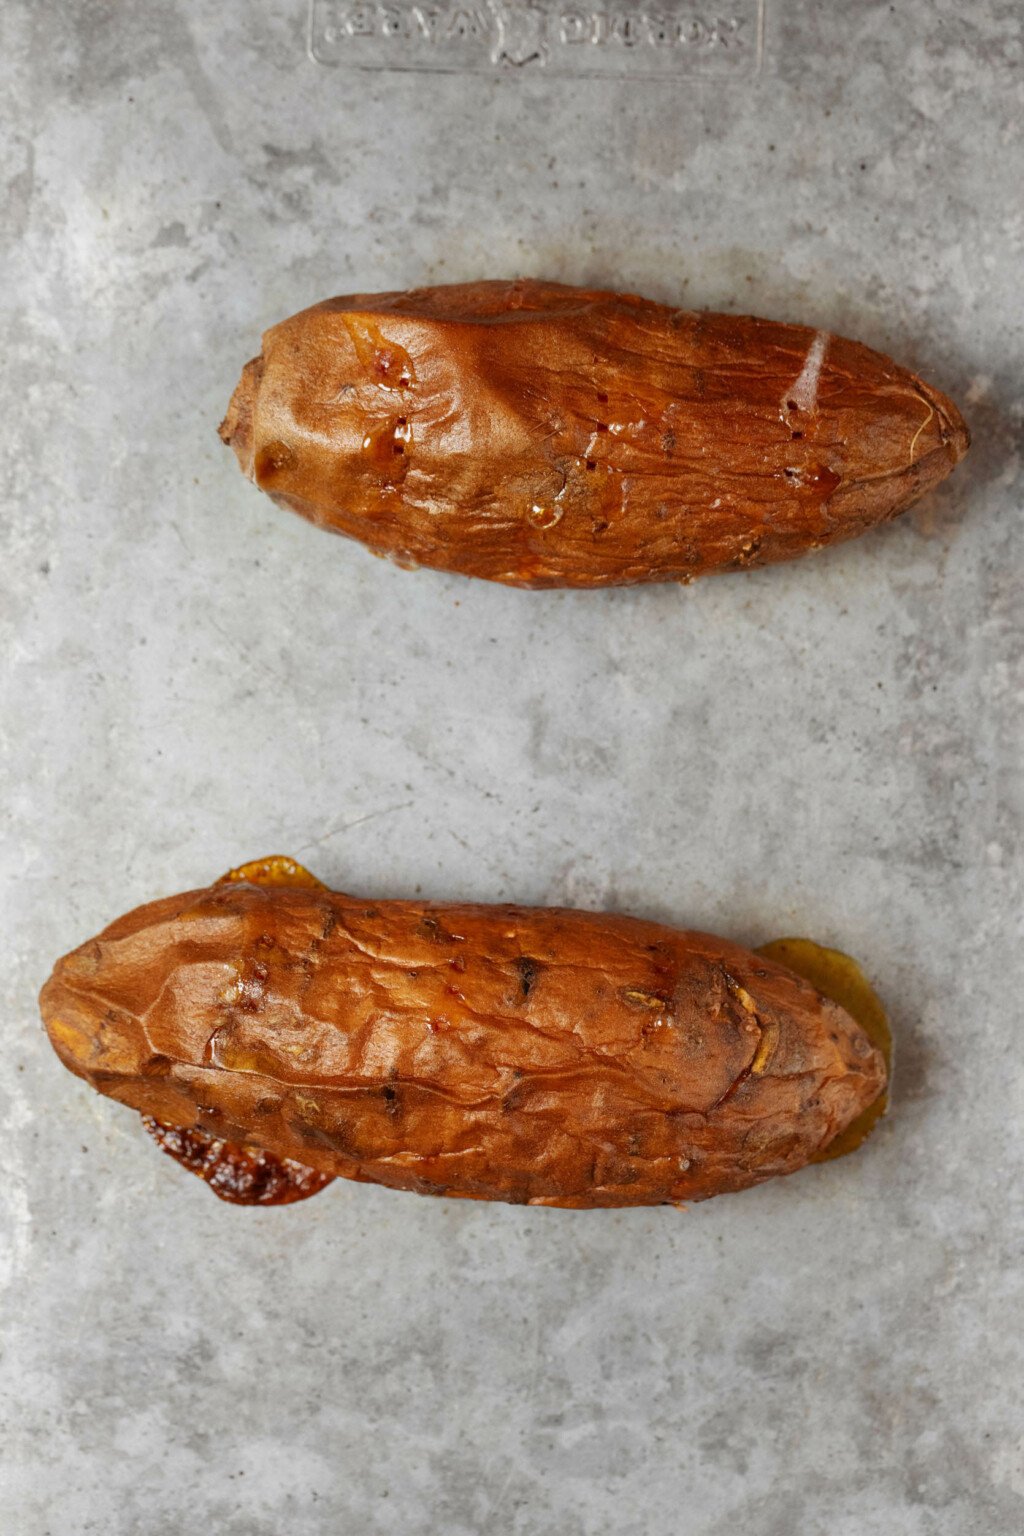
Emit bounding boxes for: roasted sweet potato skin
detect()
[220,279,968,589]
[40,872,886,1208]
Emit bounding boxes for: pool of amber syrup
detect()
[217,855,325,890]
[756,937,892,1162]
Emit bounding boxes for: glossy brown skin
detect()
[220,279,968,589]
[40,871,886,1208]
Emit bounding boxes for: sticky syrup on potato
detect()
[142,1117,334,1205]
[217,854,326,890]
[756,937,891,1162]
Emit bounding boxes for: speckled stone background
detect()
[2,3,1022,1532]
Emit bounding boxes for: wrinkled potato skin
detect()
[40,878,886,1208]
[220,279,968,588]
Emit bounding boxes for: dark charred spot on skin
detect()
[585,459,597,471]
[592,519,609,535]
[502,1082,529,1113]
[596,392,609,404]
[380,1084,401,1118]
[515,957,541,998]
[448,955,467,974]
[644,943,672,979]
[362,908,381,919]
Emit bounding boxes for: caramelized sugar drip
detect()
[142,1117,334,1205]
[217,855,326,889]
[757,937,892,1162]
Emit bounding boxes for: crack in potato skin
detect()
[40,869,887,1209]
[220,279,969,590]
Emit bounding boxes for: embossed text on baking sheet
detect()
[309,0,764,77]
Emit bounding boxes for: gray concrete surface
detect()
[2,3,1022,1532]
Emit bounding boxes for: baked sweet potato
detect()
[220,279,968,588]
[40,857,887,1209]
